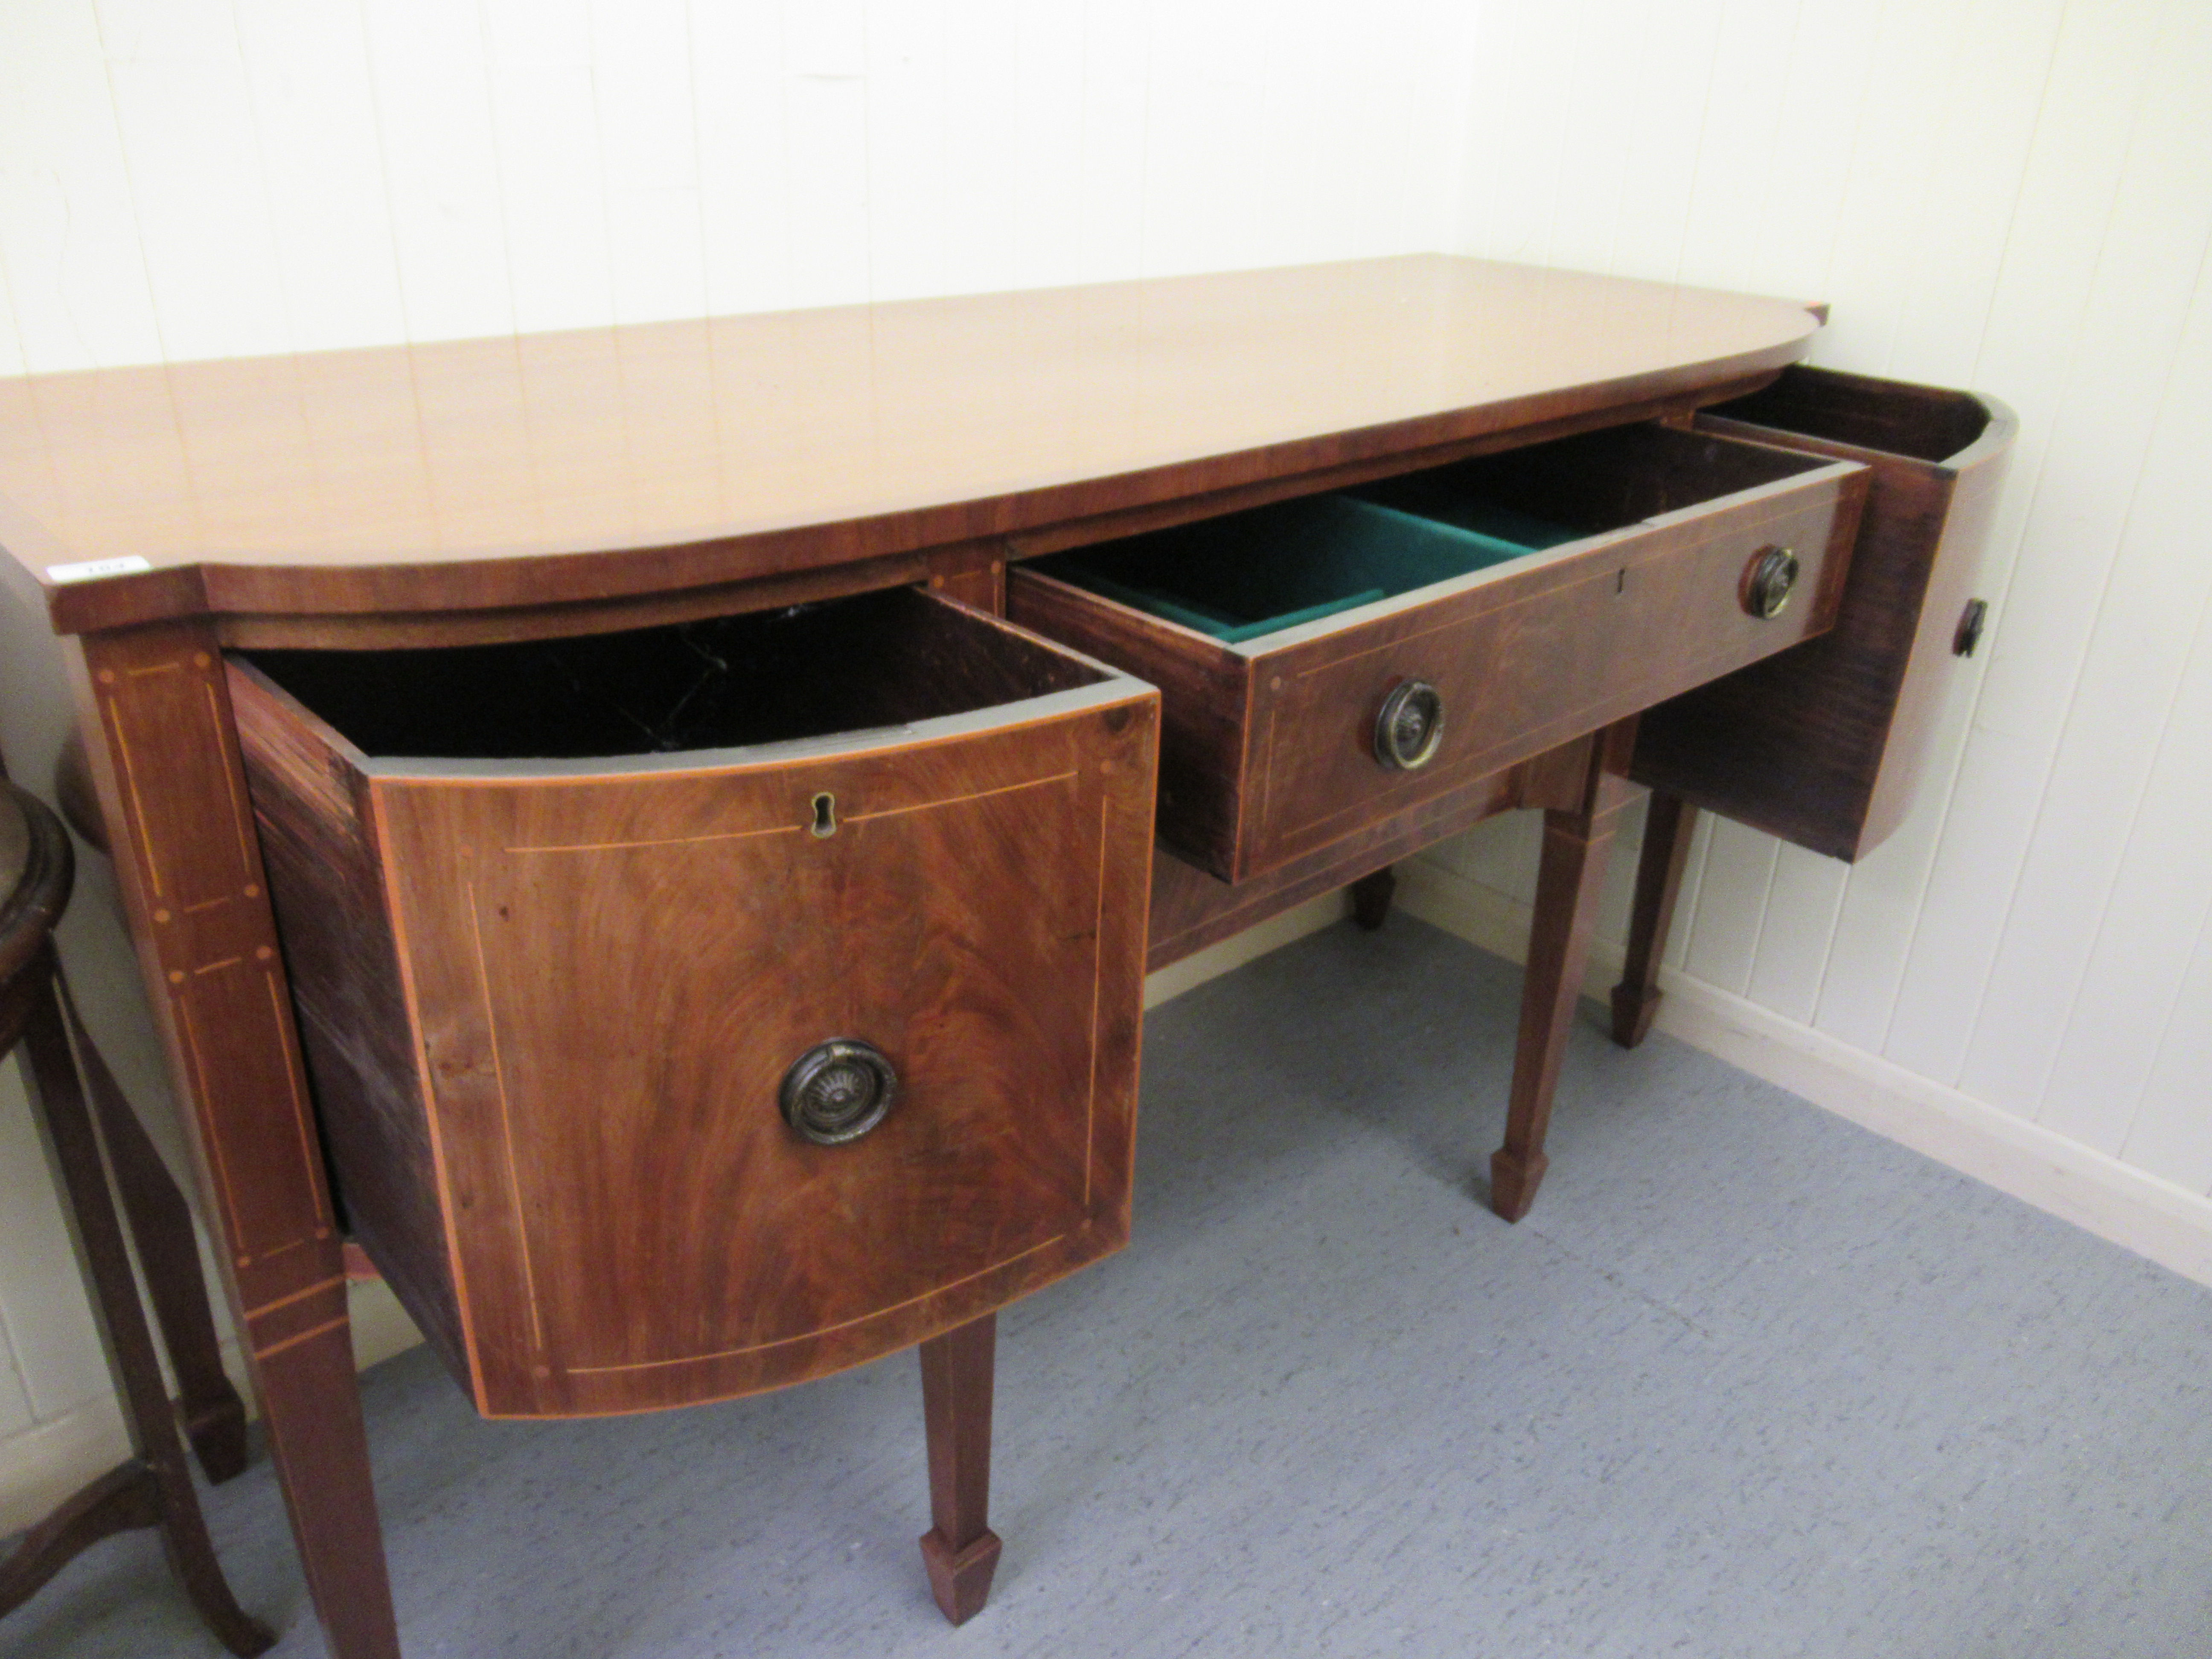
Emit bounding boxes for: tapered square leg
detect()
[1349,864,1397,931]
[1491,726,1636,1222]
[917,1313,1001,1624]
[1609,790,1697,1050]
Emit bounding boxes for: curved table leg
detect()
[9,955,274,1656]
[67,982,251,1483]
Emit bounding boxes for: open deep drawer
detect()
[227,588,1159,1418]
[1633,366,2018,860]
[1008,423,1869,884]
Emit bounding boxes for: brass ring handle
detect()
[779,1039,898,1145]
[1742,545,1799,619]
[1374,679,1446,771]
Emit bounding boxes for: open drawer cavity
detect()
[228,587,1160,1418]
[1009,423,1867,884]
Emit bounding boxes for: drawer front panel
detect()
[1245,479,1860,873]
[369,699,1155,1415]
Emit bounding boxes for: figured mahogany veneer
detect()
[228,590,1158,1416]
[1011,424,1867,883]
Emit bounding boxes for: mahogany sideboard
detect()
[0,256,2010,1656]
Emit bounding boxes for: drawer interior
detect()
[1701,364,1993,462]
[1032,494,1581,644]
[241,587,1105,760]
[1029,424,1834,646]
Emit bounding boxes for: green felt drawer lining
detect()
[1037,491,1578,644]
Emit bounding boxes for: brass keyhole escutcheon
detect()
[780,1039,897,1145]
[1374,679,1446,771]
[810,792,837,838]
[1742,545,1799,619]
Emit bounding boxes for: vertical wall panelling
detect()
[1011,8,1089,287]
[591,0,709,325]
[1608,0,1723,281]
[1679,815,1776,1000]
[2057,594,2212,1163]
[0,0,165,370]
[1074,2,1149,282]
[484,4,617,335]
[1745,847,1848,1030]
[862,0,948,300]
[778,0,869,309]
[690,0,793,318]
[1668,0,1802,294]
[360,0,517,342]
[2123,918,2212,1193]
[234,0,409,352]
[1880,0,2172,1084]
[1953,5,2212,1124]
[937,2,1022,295]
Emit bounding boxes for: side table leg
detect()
[917,1313,1002,1624]
[69,987,250,1482]
[1349,864,1397,931]
[14,960,274,1656]
[1490,728,1636,1222]
[1609,790,1697,1050]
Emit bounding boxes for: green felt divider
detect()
[1038,491,1577,643]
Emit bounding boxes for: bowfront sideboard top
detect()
[0,256,1818,632]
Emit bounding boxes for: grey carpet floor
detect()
[8,918,2211,1658]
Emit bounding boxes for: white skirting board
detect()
[1393,856,2212,1294]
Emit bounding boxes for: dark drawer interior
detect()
[242,586,1103,761]
[1702,367,1994,463]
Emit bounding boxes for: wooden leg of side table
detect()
[1609,790,1697,1051]
[1490,727,1637,1223]
[6,957,274,1656]
[917,1313,1002,1625]
[1348,864,1397,931]
[70,623,402,1659]
[68,984,251,1482]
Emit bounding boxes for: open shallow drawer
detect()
[1008,423,1868,884]
[1633,366,2018,860]
[228,587,1159,1418]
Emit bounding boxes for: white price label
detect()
[46,556,153,584]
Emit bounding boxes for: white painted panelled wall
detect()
[0,0,2206,1534]
[1415,0,2212,1288]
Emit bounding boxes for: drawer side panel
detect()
[228,662,474,1389]
[1633,384,2016,859]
